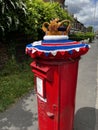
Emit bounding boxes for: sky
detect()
[65,0,98,31]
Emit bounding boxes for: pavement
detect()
[0,39,98,130]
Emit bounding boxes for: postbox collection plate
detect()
[36,77,45,98]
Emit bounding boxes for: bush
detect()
[0,0,72,42]
[0,0,27,38]
[24,0,72,40]
[69,32,95,42]
[84,32,95,42]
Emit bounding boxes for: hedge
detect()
[69,32,95,43]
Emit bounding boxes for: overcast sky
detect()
[65,0,98,31]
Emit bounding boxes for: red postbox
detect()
[26,19,90,130]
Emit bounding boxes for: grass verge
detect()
[0,58,34,112]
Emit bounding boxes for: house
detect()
[71,17,88,33]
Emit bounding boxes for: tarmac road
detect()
[0,39,98,130]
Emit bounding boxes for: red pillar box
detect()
[26,19,90,130]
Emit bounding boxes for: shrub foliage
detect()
[69,32,95,42]
[0,0,27,37]
[24,0,72,40]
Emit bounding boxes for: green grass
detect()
[0,58,34,112]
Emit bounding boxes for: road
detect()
[0,39,98,130]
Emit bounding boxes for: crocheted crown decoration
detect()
[42,18,71,35]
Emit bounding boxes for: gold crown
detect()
[42,18,71,35]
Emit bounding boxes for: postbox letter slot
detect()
[30,61,52,81]
[31,61,50,74]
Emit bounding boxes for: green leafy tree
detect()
[0,0,27,37]
[87,26,94,32]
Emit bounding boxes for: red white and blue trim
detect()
[26,36,90,60]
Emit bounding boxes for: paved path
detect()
[0,91,38,130]
[74,38,98,130]
[0,39,98,130]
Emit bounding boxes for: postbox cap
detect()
[26,35,90,60]
[26,19,90,60]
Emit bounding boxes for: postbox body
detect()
[26,31,90,130]
[31,59,79,130]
